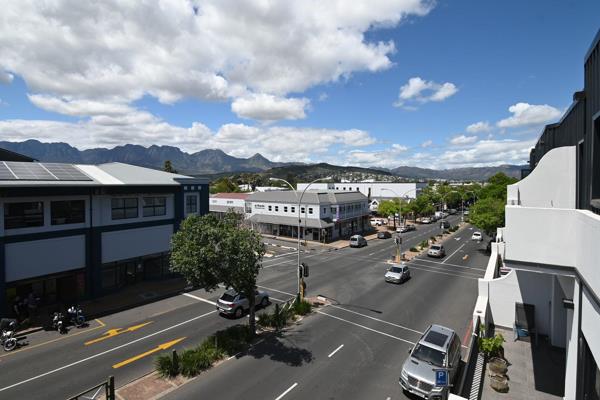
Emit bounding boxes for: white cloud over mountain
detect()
[466,121,491,133]
[231,94,310,121]
[449,135,478,146]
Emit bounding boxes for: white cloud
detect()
[434,139,535,167]
[28,94,134,117]
[318,93,328,102]
[231,94,309,121]
[497,102,562,128]
[0,0,433,121]
[421,139,433,148]
[466,121,491,133]
[449,135,478,146]
[394,77,458,109]
[0,70,13,84]
[346,143,409,168]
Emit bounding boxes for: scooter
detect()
[0,319,18,352]
[52,312,67,334]
[67,305,86,328]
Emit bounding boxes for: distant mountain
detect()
[0,140,289,174]
[391,164,525,181]
[265,162,393,181]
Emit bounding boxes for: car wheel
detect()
[261,297,269,307]
[234,307,244,318]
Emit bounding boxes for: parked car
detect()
[448,209,457,215]
[427,244,445,258]
[472,231,482,241]
[377,231,392,239]
[439,220,450,229]
[370,218,382,226]
[349,234,367,248]
[400,324,462,399]
[385,263,410,284]
[463,210,470,216]
[398,224,416,233]
[216,289,270,318]
[420,218,432,224]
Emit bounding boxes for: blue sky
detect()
[0,0,598,169]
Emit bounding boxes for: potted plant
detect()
[479,333,509,392]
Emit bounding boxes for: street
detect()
[0,215,488,400]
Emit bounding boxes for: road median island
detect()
[115,298,326,399]
[391,222,468,263]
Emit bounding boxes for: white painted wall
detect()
[210,197,245,208]
[5,235,86,282]
[507,146,576,209]
[581,287,600,367]
[564,279,579,400]
[101,224,173,263]
[574,210,600,297]
[503,206,577,268]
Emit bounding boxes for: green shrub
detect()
[155,351,180,378]
[419,240,429,249]
[179,348,212,377]
[410,247,418,252]
[479,333,505,358]
[430,236,436,242]
[214,325,253,356]
[443,229,450,235]
[293,299,312,315]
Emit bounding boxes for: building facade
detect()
[296,182,426,201]
[474,30,600,400]
[209,192,249,218]
[245,190,370,242]
[0,161,208,316]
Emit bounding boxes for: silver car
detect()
[427,244,445,258]
[400,324,462,399]
[385,263,410,284]
[216,289,270,318]
[349,234,367,248]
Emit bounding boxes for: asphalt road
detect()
[0,215,488,400]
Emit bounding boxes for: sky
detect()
[0,0,598,169]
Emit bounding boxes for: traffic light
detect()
[301,262,309,277]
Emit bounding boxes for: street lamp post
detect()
[461,190,478,223]
[381,187,419,263]
[269,176,331,300]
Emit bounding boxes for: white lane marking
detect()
[405,263,479,280]
[317,311,416,345]
[368,252,376,256]
[410,257,486,272]
[442,243,466,264]
[328,344,344,358]
[183,292,217,306]
[273,251,298,258]
[275,382,298,400]
[408,261,483,278]
[257,285,295,297]
[0,310,217,393]
[329,305,423,335]
[455,237,462,241]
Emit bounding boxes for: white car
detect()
[472,232,482,241]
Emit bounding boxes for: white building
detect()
[0,159,208,316]
[296,182,426,202]
[209,192,249,217]
[245,190,370,242]
[473,30,600,400]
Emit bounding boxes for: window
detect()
[4,202,44,229]
[323,208,326,214]
[142,197,166,217]
[268,205,272,211]
[301,207,305,214]
[308,207,313,214]
[356,187,359,191]
[284,206,288,212]
[185,194,198,215]
[112,198,138,220]
[51,200,85,225]
[330,207,335,213]
[291,207,295,213]
[275,206,279,212]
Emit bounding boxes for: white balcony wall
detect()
[507,146,575,209]
[574,210,600,294]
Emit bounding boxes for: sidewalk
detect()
[262,230,380,251]
[16,277,190,336]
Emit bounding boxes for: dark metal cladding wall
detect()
[585,33,600,204]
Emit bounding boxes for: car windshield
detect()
[411,344,445,367]
[220,293,236,302]
[431,245,441,250]
[390,266,403,273]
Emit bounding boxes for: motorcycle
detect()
[0,319,18,352]
[67,305,86,328]
[52,312,67,334]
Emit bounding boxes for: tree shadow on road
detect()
[321,295,383,314]
[245,330,313,367]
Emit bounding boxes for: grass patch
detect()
[409,246,418,252]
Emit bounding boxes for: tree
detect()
[469,197,505,235]
[163,160,178,174]
[210,177,240,194]
[170,212,265,334]
[377,200,400,219]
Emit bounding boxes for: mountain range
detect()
[0,140,525,181]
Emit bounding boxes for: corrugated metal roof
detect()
[246,190,366,204]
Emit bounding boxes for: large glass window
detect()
[111,198,138,220]
[51,200,85,225]
[185,194,198,215]
[142,197,166,217]
[4,202,44,229]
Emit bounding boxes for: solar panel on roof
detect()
[43,163,92,181]
[0,162,17,180]
[424,330,449,347]
[5,162,55,180]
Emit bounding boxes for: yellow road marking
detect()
[0,320,105,359]
[462,255,469,260]
[84,321,153,346]
[112,337,185,369]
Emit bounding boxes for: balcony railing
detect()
[591,198,600,215]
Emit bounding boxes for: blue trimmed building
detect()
[0,159,208,316]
